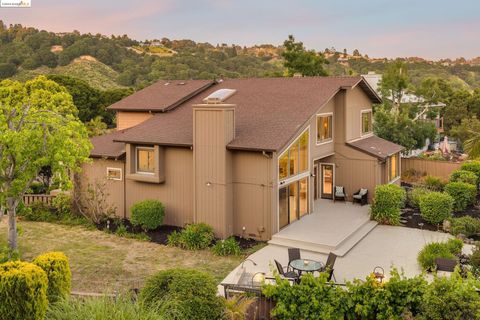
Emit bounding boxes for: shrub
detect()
[450,169,478,185]
[460,160,480,185]
[470,244,480,269]
[33,252,72,302]
[212,237,241,256]
[420,271,480,319]
[419,192,453,224]
[407,187,431,208]
[140,268,225,320]
[370,184,406,225]
[451,216,480,237]
[444,182,477,211]
[168,223,215,250]
[46,295,164,320]
[52,193,73,218]
[0,261,48,320]
[423,175,446,191]
[130,200,165,231]
[417,239,463,271]
[263,273,348,319]
[19,201,57,222]
[0,245,20,264]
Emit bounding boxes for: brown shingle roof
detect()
[107,79,215,112]
[90,131,127,158]
[347,135,404,159]
[112,76,371,152]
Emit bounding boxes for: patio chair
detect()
[325,252,337,282]
[334,186,347,202]
[287,248,301,272]
[353,188,368,206]
[274,260,300,282]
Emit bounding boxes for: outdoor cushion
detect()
[359,188,368,196]
[353,194,362,199]
[335,186,345,196]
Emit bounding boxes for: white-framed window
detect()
[106,167,122,181]
[316,113,333,144]
[136,146,155,174]
[361,110,373,135]
[388,153,400,182]
[279,128,309,181]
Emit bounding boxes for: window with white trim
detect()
[106,167,122,181]
[279,130,309,180]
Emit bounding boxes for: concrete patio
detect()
[221,226,474,294]
[269,199,377,256]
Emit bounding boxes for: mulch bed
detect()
[96,219,263,248]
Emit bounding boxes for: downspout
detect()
[123,160,127,219]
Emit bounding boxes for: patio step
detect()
[268,220,377,257]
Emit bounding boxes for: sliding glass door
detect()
[279,177,309,229]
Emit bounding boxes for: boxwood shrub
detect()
[0,261,48,320]
[460,160,480,185]
[212,237,241,256]
[140,268,225,320]
[370,184,406,225]
[419,192,453,224]
[450,216,480,237]
[444,182,477,211]
[450,169,478,185]
[417,239,463,271]
[423,175,446,191]
[407,187,431,208]
[130,200,165,231]
[33,252,71,302]
[167,223,214,250]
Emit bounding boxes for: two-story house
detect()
[80,76,403,241]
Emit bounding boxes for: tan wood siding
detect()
[116,111,153,130]
[232,151,274,240]
[401,158,461,180]
[193,106,235,238]
[79,159,126,218]
[345,86,373,141]
[310,98,335,159]
[125,147,194,226]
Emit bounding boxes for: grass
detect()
[0,219,260,293]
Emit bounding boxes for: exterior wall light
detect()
[206,181,212,187]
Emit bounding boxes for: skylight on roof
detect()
[203,88,236,104]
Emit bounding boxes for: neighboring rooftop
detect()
[90,130,126,158]
[108,79,214,112]
[347,135,404,159]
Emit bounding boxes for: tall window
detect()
[136,147,155,174]
[389,153,399,181]
[317,114,332,143]
[362,110,372,135]
[278,130,309,180]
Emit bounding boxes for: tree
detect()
[443,89,471,132]
[464,131,480,159]
[450,117,480,144]
[282,35,328,77]
[0,76,91,250]
[379,61,409,114]
[353,49,360,56]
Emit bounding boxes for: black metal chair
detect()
[353,189,368,206]
[287,248,301,272]
[334,186,347,202]
[324,252,337,282]
[274,260,300,282]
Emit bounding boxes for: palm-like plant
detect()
[223,295,256,320]
[464,130,480,159]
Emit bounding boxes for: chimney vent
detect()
[203,89,236,104]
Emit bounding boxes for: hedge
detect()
[460,160,480,185]
[370,184,406,225]
[408,187,431,208]
[417,239,463,271]
[419,192,453,224]
[131,200,165,231]
[140,268,225,320]
[450,216,480,237]
[0,261,48,320]
[33,252,72,302]
[450,169,478,185]
[444,182,477,211]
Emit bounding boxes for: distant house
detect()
[79,77,403,240]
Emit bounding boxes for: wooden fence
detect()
[22,194,56,206]
[401,158,462,180]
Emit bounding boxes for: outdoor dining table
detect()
[290,258,324,275]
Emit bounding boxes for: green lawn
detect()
[0,219,255,294]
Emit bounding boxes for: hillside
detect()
[12,56,125,90]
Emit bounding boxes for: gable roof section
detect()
[347,135,404,160]
[108,79,215,112]
[112,77,370,152]
[90,130,127,158]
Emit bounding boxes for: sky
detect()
[1,0,479,59]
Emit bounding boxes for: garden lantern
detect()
[373,266,385,283]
